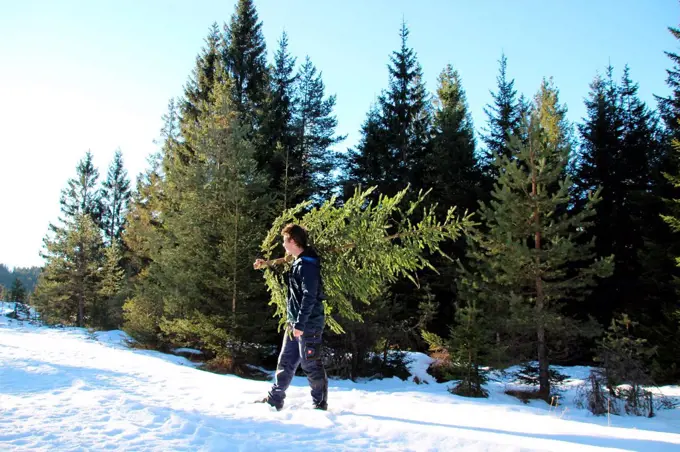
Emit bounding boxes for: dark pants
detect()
[267,327,328,408]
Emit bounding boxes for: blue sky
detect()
[0,0,677,269]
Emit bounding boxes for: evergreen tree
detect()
[575,66,664,327]
[33,213,104,327]
[422,64,484,336]
[655,24,680,137]
[423,298,492,397]
[9,278,29,320]
[346,22,431,197]
[101,149,131,247]
[595,314,656,416]
[0,284,5,301]
[126,78,275,360]
[181,22,222,126]
[32,152,108,326]
[461,83,613,399]
[122,106,174,343]
[0,265,9,290]
[33,153,106,327]
[482,54,525,175]
[98,244,126,329]
[56,151,102,228]
[292,56,345,204]
[9,278,26,303]
[256,184,473,334]
[344,103,388,194]
[656,120,680,383]
[426,64,482,217]
[223,0,269,131]
[261,31,299,208]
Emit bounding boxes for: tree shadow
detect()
[338,411,680,451]
[0,359,144,395]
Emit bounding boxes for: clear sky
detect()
[1,0,677,269]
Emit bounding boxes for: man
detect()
[254,223,328,411]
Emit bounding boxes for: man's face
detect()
[282,234,295,255]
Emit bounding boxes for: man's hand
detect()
[293,328,303,338]
[253,258,266,270]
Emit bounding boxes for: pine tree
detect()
[346,22,431,197]
[292,56,345,204]
[461,83,613,399]
[101,149,131,247]
[482,54,525,175]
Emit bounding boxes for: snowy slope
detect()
[1,308,679,451]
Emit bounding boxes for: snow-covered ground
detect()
[1,301,679,451]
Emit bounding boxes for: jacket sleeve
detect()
[294,262,320,331]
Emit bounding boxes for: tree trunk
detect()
[232,197,239,314]
[531,136,550,400]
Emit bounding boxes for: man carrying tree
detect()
[254,224,328,411]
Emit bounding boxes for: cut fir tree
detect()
[254,185,475,334]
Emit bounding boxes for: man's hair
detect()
[281,223,308,248]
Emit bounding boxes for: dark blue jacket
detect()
[286,248,325,332]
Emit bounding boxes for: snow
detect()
[173,348,204,355]
[1,311,679,451]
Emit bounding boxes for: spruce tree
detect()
[9,278,28,319]
[223,0,269,131]
[426,64,482,217]
[34,213,104,327]
[261,31,299,209]
[292,56,345,204]
[423,298,492,397]
[9,278,26,303]
[576,66,664,327]
[461,82,613,399]
[98,244,126,329]
[101,149,131,247]
[56,150,102,228]
[346,22,431,197]
[595,314,656,416]
[34,152,105,327]
[122,105,175,343]
[128,78,275,359]
[182,22,222,126]
[255,184,474,334]
[655,24,680,138]
[422,64,484,336]
[482,54,525,175]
